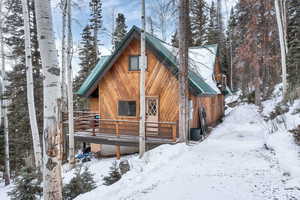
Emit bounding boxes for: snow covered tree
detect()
[112,13,127,50]
[89,0,102,58]
[103,161,121,186]
[34,0,63,199]
[8,167,42,200]
[287,0,300,100]
[74,25,98,110]
[206,2,218,45]
[190,0,208,46]
[63,166,96,200]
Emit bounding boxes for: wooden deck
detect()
[64,111,178,146]
[73,132,176,147]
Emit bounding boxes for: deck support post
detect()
[115,123,121,160]
[172,124,177,142]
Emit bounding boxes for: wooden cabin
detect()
[72,26,225,157]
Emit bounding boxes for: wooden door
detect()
[146,97,159,135]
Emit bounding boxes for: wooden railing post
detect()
[92,119,96,136]
[172,124,177,142]
[115,122,121,160]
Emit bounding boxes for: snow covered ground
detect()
[1,95,299,200]
[74,100,300,200]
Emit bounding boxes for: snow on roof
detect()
[162,42,221,94]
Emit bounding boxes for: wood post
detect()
[172,124,177,142]
[115,122,121,160]
[92,119,96,136]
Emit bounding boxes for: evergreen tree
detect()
[8,167,42,200]
[112,13,127,50]
[89,0,102,58]
[74,25,98,110]
[231,0,281,100]
[206,2,219,45]
[3,0,43,170]
[63,166,96,200]
[226,8,238,90]
[190,0,208,46]
[287,0,300,99]
[103,161,121,186]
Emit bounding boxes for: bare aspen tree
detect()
[61,0,68,107]
[34,0,63,199]
[0,0,10,186]
[66,0,75,168]
[275,0,287,98]
[139,0,146,158]
[151,0,173,41]
[22,0,43,171]
[178,0,189,143]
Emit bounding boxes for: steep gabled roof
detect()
[77,26,220,97]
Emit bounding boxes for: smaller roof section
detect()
[77,56,110,96]
[77,26,220,97]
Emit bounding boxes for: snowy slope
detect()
[75,101,300,200]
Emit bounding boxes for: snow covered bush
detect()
[102,161,122,186]
[8,167,42,200]
[63,165,96,200]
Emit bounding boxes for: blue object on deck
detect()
[75,152,92,160]
[95,115,100,119]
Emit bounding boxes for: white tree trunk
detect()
[66,0,75,168]
[61,0,67,106]
[139,0,146,158]
[22,0,43,171]
[178,0,189,143]
[0,0,10,186]
[34,0,63,199]
[275,0,287,98]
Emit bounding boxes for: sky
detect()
[51,0,238,74]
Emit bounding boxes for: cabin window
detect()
[118,101,137,116]
[129,56,140,71]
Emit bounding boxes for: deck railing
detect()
[63,111,177,142]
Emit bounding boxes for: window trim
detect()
[117,99,138,118]
[128,55,140,71]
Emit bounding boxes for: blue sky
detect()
[51,0,237,74]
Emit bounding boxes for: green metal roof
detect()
[77,55,110,96]
[77,26,219,97]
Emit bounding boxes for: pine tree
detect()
[231,0,281,102]
[226,8,238,90]
[287,0,300,99]
[190,0,208,46]
[112,13,127,50]
[3,0,43,171]
[103,161,121,186]
[89,0,102,58]
[63,166,96,200]
[74,25,97,110]
[8,167,42,200]
[206,2,218,45]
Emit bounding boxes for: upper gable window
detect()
[129,56,140,71]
